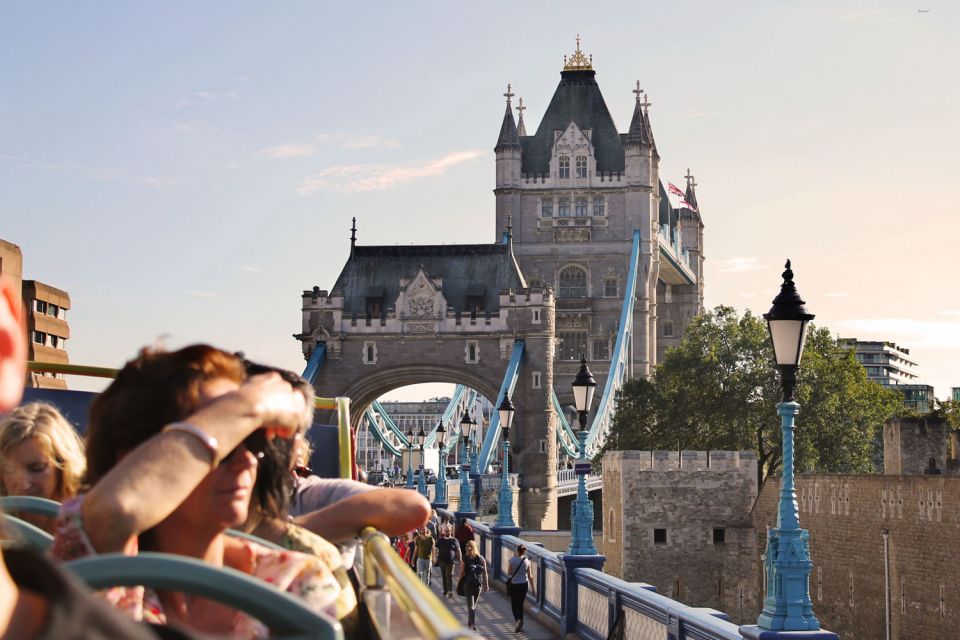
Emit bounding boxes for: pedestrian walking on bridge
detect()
[507,544,533,632]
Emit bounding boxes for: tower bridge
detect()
[296,43,704,531]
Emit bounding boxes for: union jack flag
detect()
[668,182,685,197]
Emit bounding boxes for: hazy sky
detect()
[1,1,957,400]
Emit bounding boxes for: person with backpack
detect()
[506,545,534,632]
[457,540,488,631]
[435,525,462,598]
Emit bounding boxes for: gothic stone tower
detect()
[494,39,705,413]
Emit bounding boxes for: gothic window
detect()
[363,341,377,365]
[558,331,587,361]
[575,198,588,217]
[465,340,479,364]
[663,321,674,338]
[558,156,570,179]
[558,265,587,298]
[592,337,610,361]
[593,197,605,216]
[558,198,570,217]
[575,156,587,178]
[604,278,618,298]
[541,199,553,217]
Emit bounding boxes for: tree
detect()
[603,306,902,488]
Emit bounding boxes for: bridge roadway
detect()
[426,565,560,639]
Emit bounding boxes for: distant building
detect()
[840,337,937,412]
[953,387,960,402]
[21,280,71,389]
[0,239,23,313]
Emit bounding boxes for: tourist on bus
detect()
[0,402,85,533]
[49,345,352,638]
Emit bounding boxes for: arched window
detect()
[558,156,570,179]
[604,278,618,298]
[558,265,587,298]
[576,156,587,178]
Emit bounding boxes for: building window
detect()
[558,331,587,361]
[32,331,46,345]
[50,335,59,349]
[604,278,618,298]
[363,341,377,365]
[575,156,587,178]
[593,197,605,216]
[49,304,59,318]
[713,528,726,544]
[662,321,674,338]
[532,371,542,389]
[532,308,541,324]
[558,197,570,217]
[541,199,553,217]
[592,338,610,361]
[558,156,570,179]
[465,340,479,364]
[558,265,587,298]
[654,528,667,544]
[36,300,47,314]
[575,198,588,217]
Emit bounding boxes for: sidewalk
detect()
[425,566,557,639]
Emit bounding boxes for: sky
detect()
[1,1,958,400]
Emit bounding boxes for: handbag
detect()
[456,575,466,597]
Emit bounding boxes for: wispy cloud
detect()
[837,318,960,350]
[260,133,400,159]
[234,265,272,275]
[175,90,238,110]
[713,257,766,274]
[186,289,216,298]
[297,149,485,194]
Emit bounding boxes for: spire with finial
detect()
[684,168,699,212]
[516,96,527,137]
[350,217,357,257]
[625,82,654,148]
[563,34,593,71]
[495,83,521,152]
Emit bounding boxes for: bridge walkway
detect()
[426,567,560,639]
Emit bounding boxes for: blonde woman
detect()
[0,402,85,532]
[458,539,488,631]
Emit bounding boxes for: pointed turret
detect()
[625,81,648,147]
[516,97,527,137]
[495,84,521,152]
[642,93,658,158]
[684,168,700,213]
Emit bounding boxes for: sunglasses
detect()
[219,430,269,467]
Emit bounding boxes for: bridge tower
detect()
[493,38,705,422]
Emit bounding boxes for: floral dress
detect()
[51,495,349,639]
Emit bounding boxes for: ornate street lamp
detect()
[495,394,516,527]
[433,420,448,507]
[417,425,428,497]
[405,425,415,489]
[753,260,827,634]
[458,409,476,515]
[568,356,598,555]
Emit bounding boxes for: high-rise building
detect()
[839,338,935,412]
[22,280,71,389]
[952,387,960,402]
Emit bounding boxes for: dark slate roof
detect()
[625,101,647,146]
[521,69,625,175]
[331,244,525,315]
[495,103,521,152]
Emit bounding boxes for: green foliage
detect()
[602,306,903,486]
[931,399,960,430]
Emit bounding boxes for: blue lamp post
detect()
[457,409,476,518]
[405,425,415,489]
[416,425,428,498]
[742,260,837,640]
[495,394,516,527]
[433,420,448,508]
[568,356,598,555]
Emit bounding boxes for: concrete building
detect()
[22,280,71,389]
[951,387,960,402]
[839,338,919,387]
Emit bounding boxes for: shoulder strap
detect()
[508,557,526,582]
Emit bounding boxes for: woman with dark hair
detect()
[50,345,351,638]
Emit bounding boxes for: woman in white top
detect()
[506,544,533,632]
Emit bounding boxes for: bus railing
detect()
[360,526,478,640]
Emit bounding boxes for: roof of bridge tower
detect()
[520,41,625,174]
[331,243,526,316]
